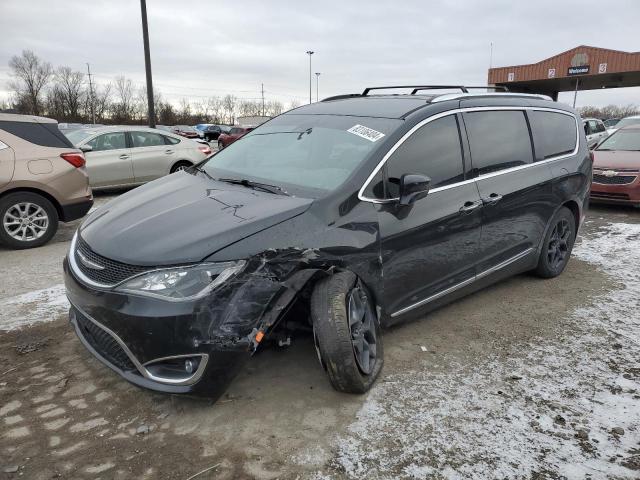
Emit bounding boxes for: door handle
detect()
[119,154,130,160]
[482,193,503,205]
[459,200,482,213]
[165,149,174,154]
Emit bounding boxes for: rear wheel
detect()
[0,192,58,249]
[534,206,576,278]
[218,141,224,150]
[170,161,192,173]
[310,271,383,393]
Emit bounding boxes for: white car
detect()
[582,118,608,149]
[606,115,640,136]
[65,126,211,190]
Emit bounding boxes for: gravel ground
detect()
[0,197,638,479]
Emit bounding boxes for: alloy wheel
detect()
[547,219,571,270]
[2,202,49,242]
[348,286,377,375]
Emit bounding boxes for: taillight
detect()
[198,146,212,155]
[61,152,86,168]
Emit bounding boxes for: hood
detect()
[593,150,640,170]
[80,171,313,265]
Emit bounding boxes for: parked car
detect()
[590,126,640,207]
[0,113,92,249]
[606,115,640,136]
[200,125,223,142]
[217,126,253,149]
[582,118,608,149]
[603,118,620,129]
[65,126,211,190]
[64,86,590,401]
[193,124,212,139]
[171,125,199,139]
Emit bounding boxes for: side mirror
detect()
[398,174,431,206]
[79,144,93,153]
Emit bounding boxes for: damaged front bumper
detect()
[63,255,316,399]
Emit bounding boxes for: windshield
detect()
[597,129,640,151]
[202,114,401,195]
[65,129,98,144]
[614,118,640,129]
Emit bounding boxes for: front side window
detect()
[130,131,165,148]
[464,110,533,176]
[203,114,401,195]
[529,111,577,160]
[385,115,465,197]
[87,132,127,152]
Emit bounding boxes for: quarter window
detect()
[87,132,127,152]
[164,136,180,145]
[130,131,166,148]
[385,115,465,197]
[0,121,74,148]
[529,111,577,160]
[464,111,533,176]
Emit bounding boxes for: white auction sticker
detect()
[347,124,385,142]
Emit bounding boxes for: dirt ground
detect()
[1,196,639,480]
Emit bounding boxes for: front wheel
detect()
[0,192,59,249]
[170,161,192,173]
[310,271,383,393]
[534,206,576,278]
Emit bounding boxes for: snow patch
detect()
[0,284,68,331]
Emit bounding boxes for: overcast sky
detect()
[1,0,638,109]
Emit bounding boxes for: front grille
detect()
[75,309,137,372]
[75,236,150,285]
[591,191,630,200]
[593,174,637,185]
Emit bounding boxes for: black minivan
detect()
[64,86,591,400]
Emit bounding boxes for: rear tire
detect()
[310,271,383,394]
[218,141,224,150]
[170,161,192,173]
[534,206,576,278]
[0,192,58,249]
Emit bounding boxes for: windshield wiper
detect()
[193,164,216,181]
[216,177,290,196]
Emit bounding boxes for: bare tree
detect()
[178,98,192,124]
[51,66,85,121]
[111,76,135,123]
[207,96,223,123]
[266,100,284,117]
[579,104,640,120]
[7,50,53,115]
[157,101,177,125]
[288,99,301,110]
[222,94,238,124]
[90,83,112,123]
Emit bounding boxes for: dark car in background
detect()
[64,86,590,401]
[590,126,640,207]
[217,126,253,149]
[203,125,231,142]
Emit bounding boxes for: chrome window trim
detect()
[70,300,209,386]
[391,248,534,318]
[358,106,580,204]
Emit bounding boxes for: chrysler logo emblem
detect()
[77,250,105,270]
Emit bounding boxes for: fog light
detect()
[185,359,195,374]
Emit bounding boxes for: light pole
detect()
[315,72,321,102]
[140,0,155,127]
[306,50,314,104]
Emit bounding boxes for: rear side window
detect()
[164,136,180,145]
[529,111,577,160]
[386,114,465,195]
[0,121,74,148]
[87,132,127,152]
[464,111,533,176]
[130,131,165,148]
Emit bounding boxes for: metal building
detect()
[488,45,640,100]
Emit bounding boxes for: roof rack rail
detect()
[321,93,362,102]
[430,92,553,103]
[360,85,509,96]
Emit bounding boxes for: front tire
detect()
[534,206,576,278]
[310,271,383,393]
[0,192,59,249]
[170,161,192,174]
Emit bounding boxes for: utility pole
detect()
[306,50,314,104]
[140,0,156,128]
[573,78,579,108]
[86,63,96,124]
[489,42,493,69]
[315,72,321,102]
[261,83,265,116]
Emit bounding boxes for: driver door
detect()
[377,113,483,321]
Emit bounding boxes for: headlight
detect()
[114,261,245,301]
